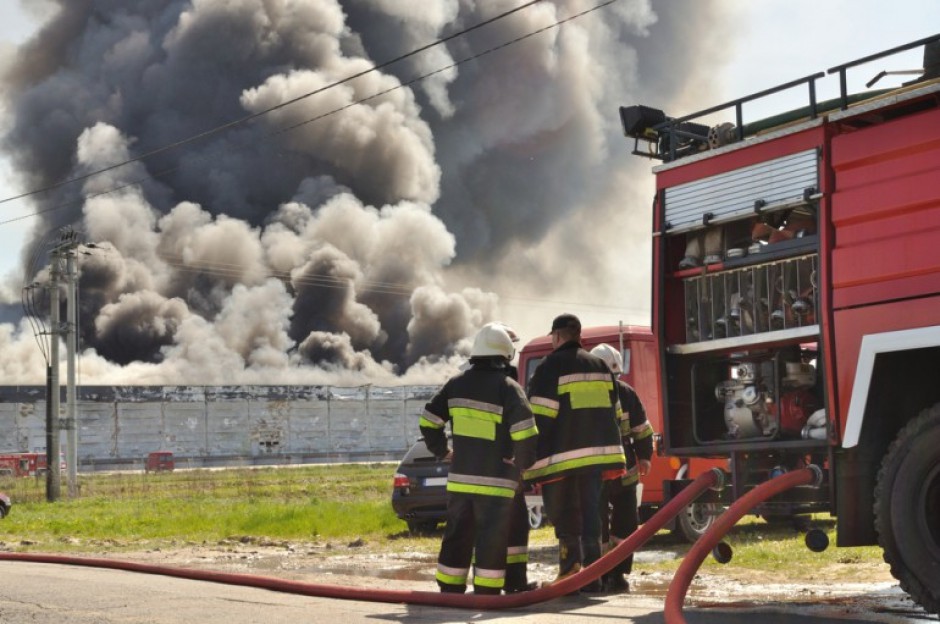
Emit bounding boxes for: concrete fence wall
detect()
[0,385,438,471]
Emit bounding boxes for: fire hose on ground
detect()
[0,468,725,611]
[663,465,824,624]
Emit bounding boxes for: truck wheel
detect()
[674,501,719,542]
[874,402,940,615]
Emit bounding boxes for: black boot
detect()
[580,537,603,593]
[547,538,582,595]
[603,572,630,593]
[504,562,536,594]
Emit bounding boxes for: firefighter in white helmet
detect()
[590,342,654,592]
[420,323,538,595]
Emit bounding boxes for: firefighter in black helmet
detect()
[523,314,626,592]
[420,323,538,595]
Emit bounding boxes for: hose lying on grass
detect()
[0,468,725,610]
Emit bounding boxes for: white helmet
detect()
[591,343,623,374]
[471,323,517,359]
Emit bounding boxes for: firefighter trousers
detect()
[542,473,603,577]
[436,491,514,594]
[504,488,531,592]
[601,478,639,575]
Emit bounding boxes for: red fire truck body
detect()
[518,325,726,541]
[623,34,940,613]
[0,452,56,478]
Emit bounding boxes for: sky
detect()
[0,0,937,385]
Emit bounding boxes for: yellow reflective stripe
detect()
[558,379,613,409]
[419,416,443,429]
[420,409,445,429]
[532,404,558,418]
[449,406,502,423]
[436,570,467,585]
[511,425,538,441]
[621,471,639,486]
[523,449,626,481]
[530,396,559,418]
[450,405,501,441]
[474,576,505,589]
[452,417,495,440]
[632,422,654,440]
[506,546,528,564]
[447,481,516,498]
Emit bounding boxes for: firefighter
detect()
[483,322,539,594]
[590,343,654,593]
[523,314,626,592]
[420,323,538,595]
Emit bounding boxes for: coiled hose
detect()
[0,468,723,610]
[664,465,823,624]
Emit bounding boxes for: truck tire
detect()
[874,402,940,615]
[674,501,719,543]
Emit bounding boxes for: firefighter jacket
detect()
[616,379,654,486]
[522,341,626,484]
[420,360,538,499]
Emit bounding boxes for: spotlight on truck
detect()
[619,104,711,161]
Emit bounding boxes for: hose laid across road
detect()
[663,465,823,624]
[0,468,724,610]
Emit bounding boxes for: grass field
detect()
[0,464,888,581]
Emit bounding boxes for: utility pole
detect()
[44,229,81,502]
[65,248,78,497]
[46,248,61,502]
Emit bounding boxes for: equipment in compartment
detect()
[684,254,818,344]
[715,359,777,438]
[693,346,820,443]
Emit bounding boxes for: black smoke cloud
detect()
[0,0,735,385]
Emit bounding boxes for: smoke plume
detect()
[0,0,735,385]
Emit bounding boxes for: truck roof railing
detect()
[623,33,940,162]
[828,32,940,108]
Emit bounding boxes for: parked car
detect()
[0,492,11,519]
[392,437,545,534]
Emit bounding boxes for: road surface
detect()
[0,560,931,623]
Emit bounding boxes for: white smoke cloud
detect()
[0,0,737,386]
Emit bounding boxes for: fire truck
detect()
[621,34,940,613]
[0,452,63,478]
[518,325,727,542]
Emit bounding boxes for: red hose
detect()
[0,468,722,610]
[663,465,821,624]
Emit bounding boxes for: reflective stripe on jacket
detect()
[420,362,538,497]
[523,341,625,483]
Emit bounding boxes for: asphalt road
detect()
[0,560,933,624]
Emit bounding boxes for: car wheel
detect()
[406,520,438,534]
[527,503,544,529]
[674,501,719,542]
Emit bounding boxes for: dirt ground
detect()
[61,533,930,621]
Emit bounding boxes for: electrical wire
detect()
[0,0,619,229]
[0,0,546,208]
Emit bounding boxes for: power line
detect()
[0,0,620,228]
[0,0,545,208]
